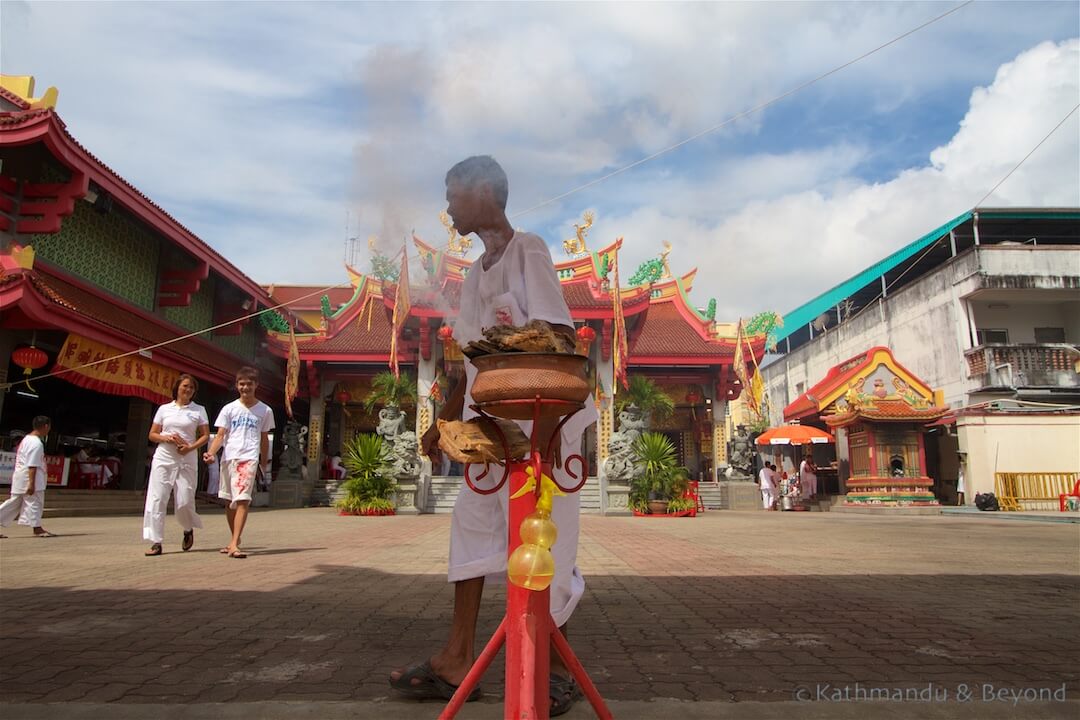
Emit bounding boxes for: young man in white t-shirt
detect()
[203,367,274,559]
[0,416,55,538]
[391,156,592,715]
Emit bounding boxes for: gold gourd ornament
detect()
[507,466,565,590]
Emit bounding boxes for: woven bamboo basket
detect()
[470,353,589,418]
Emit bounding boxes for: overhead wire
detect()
[3,0,980,391]
[845,100,1080,324]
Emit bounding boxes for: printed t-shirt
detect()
[215,400,275,462]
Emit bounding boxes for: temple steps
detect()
[40,489,222,518]
[424,475,602,514]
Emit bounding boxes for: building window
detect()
[796,381,805,395]
[1034,327,1066,343]
[976,328,1009,345]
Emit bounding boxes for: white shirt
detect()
[12,434,46,494]
[455,232,599,440]
[758,467,774,490]
[214,399,275,462]
[800,460,816,482]
[153,401,209,464]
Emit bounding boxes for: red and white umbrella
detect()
[755,425,834,446]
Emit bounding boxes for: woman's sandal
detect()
[145,543,163,556]
[182,530,194,552]
[227,549,247,559]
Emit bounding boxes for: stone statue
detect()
[278,421,307,482]
[390,430,421,480]
[376,406,406,442]
[602,433,636,483]
[727,424,753,479]
[602,405,647,483]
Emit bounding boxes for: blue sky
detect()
[2,1,1078,322]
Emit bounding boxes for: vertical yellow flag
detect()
[612,243,628,390]
[389,247,411,379]
[285,325,300,419]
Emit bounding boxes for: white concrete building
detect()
[761,208,1080,500]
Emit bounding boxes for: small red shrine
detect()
[785,347,949,508]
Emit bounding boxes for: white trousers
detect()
[205,460,220,495]
[0,490,44,528]
[448,435,585,627]
[143,459,202,543]
[761,487,775,509]
[802,473,818,498]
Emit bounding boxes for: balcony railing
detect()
[965,343,1080,390]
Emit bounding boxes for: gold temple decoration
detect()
[660,240,673,279]
[440,211,472,257]
[563,211,594,257]
[0,75,58,110]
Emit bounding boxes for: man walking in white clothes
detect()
[389,155,593,716]
[758,462,776,510]
[0,416,56,538]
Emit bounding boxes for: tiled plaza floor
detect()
[0,507,1077,718]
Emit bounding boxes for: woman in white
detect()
[143,374,209,556]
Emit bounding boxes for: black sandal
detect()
[550,674,580,717]
[389,661,482,702]
[182,530,194,552]
[145,543,162,556]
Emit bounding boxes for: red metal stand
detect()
[439,397,613,720]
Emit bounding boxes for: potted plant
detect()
[615,376,675,429]
[336,433,399,516]
[628,432,689,515]
[363,371,418,414]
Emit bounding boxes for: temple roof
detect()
[1,263,260,386]
[784,346,947,423]
[0,105,282,312]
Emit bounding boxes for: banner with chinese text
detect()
[53,334,178,405]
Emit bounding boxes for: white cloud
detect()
[2,1,1077,303]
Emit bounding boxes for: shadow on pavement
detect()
[1,568,1077,705]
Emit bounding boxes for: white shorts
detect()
[219,459,257,508]
[448,434,585,627]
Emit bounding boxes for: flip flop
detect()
[389,661,482,702]
[182,530,194,552]
[227,550,247,559]
[550,673,580,717]
[145,543,163,556]
[34,531,57,538]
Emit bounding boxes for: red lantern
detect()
[685,388,703,405]
[12,345,48,377]
[335,389,352,405]
[437,325,454,341]
[576,325,596,342]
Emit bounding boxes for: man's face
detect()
[445,178,486,236]
[236,377,257,400]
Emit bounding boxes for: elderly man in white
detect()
[389,156,594,716]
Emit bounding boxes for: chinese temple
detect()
[265,227,767,505]
[784,347,949,510]
[1,75,290,492]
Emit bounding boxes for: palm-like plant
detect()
[628,431,689,511]
[363,371,418,413]
[337,433,398,513]
[615,375,674,422]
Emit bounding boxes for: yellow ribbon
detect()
[510,466,566,514]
